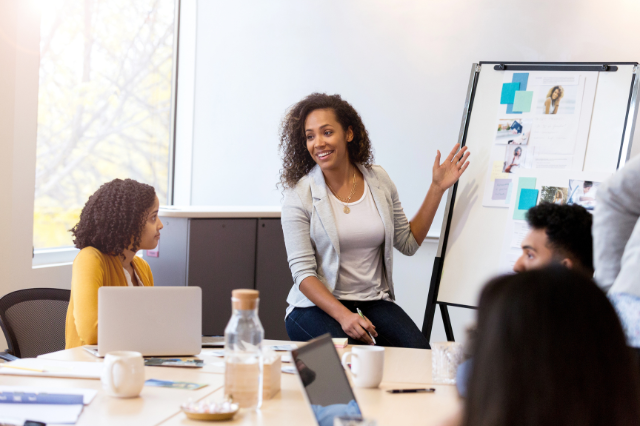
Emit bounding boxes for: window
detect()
[33,0,176,252]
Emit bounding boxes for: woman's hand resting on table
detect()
[339,312,378,345]
[432,143,471,192]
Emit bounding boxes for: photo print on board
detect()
[495,118,531,145]
[540,186,569,205]
[567,180,600,211]
[503,145,529,173]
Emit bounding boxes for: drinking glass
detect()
[431,341,464,384]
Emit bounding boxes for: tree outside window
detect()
[34,0,175,249]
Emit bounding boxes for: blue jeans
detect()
[285,299,429,349]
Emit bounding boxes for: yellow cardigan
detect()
[65,247,154,349]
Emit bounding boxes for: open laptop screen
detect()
[291,334,362,426]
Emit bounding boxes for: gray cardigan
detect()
[281,163,419,312]
[594,154,640,296]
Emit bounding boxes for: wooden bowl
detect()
[181,405,239,421]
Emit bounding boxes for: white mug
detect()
[341,346,384,388]
[102,351,145,398]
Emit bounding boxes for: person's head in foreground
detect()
[513,202,593,275]
[278,92,374,189]
[71,178,162,257]
[463,267,640,426]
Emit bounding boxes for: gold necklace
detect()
[327,167,357,214]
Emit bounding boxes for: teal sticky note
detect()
[513,91,533,113]
[505,181,513,205]
[518,189,538,210]
[500,82,520,104]
[513,177,537,220]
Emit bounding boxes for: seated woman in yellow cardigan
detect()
[65,178,163,349]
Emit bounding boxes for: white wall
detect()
[0,0,73,351]
[179,0,640,345]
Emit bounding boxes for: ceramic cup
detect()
[102,351,145,398]
[341,346,385,388]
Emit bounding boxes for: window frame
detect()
[32,0,183,267]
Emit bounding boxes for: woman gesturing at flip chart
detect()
[278,93,470,348]
[65,179,163,349]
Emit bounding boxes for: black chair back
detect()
[0,288,71,358]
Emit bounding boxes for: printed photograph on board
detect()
[495,118,531,145]
[540,186,569,205]
[535,84,580,115]
[503,145,529,173]
[567,180,600,210]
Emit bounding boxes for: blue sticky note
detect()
[507,73,529,114]
[513,91,533,113]
[512,73,529,91]
[500,82,520,104]
[518,189,539,210]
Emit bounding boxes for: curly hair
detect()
[70,178,156,257]
[525,202,593,272]
[278,93,374,189]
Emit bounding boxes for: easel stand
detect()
[420,62,639,345]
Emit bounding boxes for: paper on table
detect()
[513,91,533,112]
[510,221,530,249]
[0,403,84,424]
[0,359,104,379]
[0,385,97,404]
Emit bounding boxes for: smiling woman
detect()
[278,93,470,348]
[65,178,163,349]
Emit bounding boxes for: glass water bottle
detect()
[224,289,264,409]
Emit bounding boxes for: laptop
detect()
[291,334,363,426]
[85,287,202,357]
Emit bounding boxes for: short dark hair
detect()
[70,178,156,257]
[463,267,640,426]
[526,202,593,272]
[278,93,374,189]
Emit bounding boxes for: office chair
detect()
[0,288,71,360]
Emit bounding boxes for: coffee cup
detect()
[341,346,384,388]
[102,351,145,398]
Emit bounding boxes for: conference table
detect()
[5,341,461,425]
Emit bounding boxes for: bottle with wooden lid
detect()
[224,289,264,409]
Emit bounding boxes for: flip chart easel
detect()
[421,62,640,343]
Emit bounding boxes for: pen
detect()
[386,388,436,394]
[356,308,376,345]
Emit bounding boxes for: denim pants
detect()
[285,299,429,349]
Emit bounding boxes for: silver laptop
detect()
[88,287,202,357]
[291,334,363,426]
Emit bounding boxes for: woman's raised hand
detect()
[432,143,470,192]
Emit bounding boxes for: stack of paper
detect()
[0,385,97,425]
[0,359,104,379]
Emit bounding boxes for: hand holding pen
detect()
[357,308,377,345]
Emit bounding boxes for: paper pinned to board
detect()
[513,178,537,220]
[513,91,533,112]
[500,82,520,104]
[490,160,510,181]
[510,221,531,249]
[492,179,511,201]
[517,188,539,210]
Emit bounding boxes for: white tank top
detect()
[328,180,390,301]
